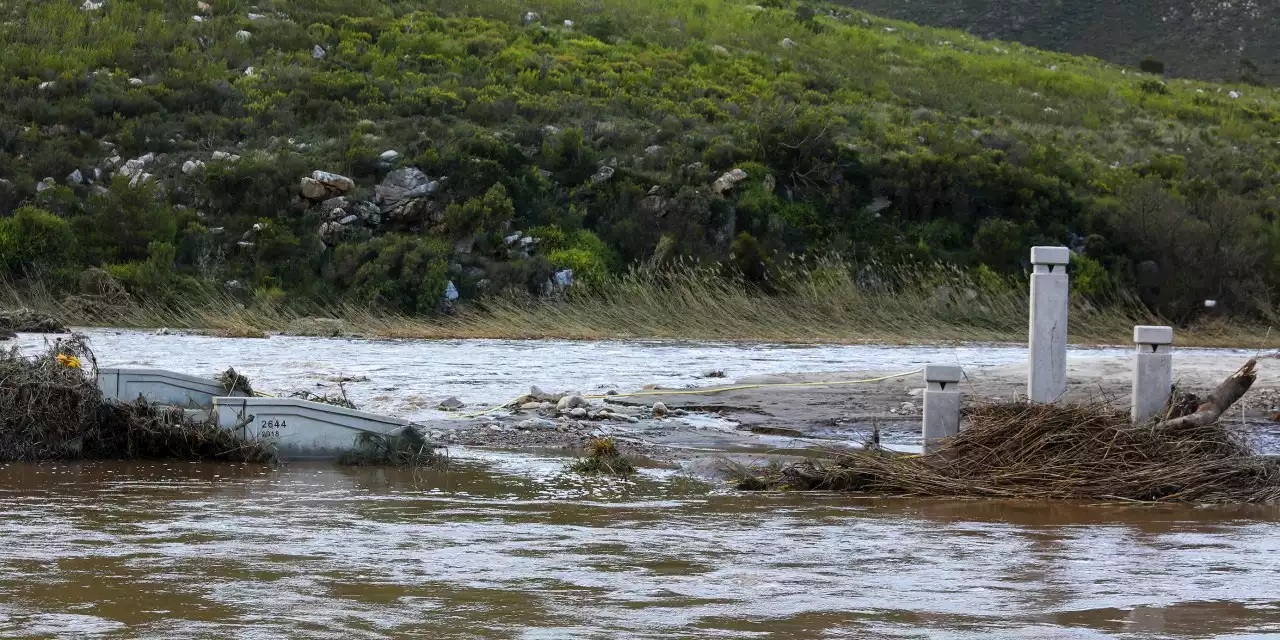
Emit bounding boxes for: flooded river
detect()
[4,331,1280,637]
[2,459,1279,639]
[11,329,1261,421]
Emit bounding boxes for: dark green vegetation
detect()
[0,334,273,462]
[837,0,1280,84]
[3,0,1280,326]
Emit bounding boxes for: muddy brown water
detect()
[2,457,1279,639]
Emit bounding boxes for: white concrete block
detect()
[215,397,412,460]
[924,365,963,384]
[1132,325,1174,423]
[1030,245,1070,266]
[1133,325,1173,345]
[922,366,963,452]
[98,368,243,408]
[1028,248,1069,403]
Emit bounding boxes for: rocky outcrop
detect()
[317,221,345,245]
[591,165,615,184]
[374,167,443,224]
[300,170,355,201]
[712,168,748,194]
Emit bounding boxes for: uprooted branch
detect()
[1157,359,1257,430]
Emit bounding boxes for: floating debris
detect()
[730,402,1280,503]
[0,336,271,462]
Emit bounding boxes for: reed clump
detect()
[4,261,1267,347]
[0,335,273,462]
[571,437,637,475]
[217,367,254,396]
[339,426,443,468]
[731,403,1280,503]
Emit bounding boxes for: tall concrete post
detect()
[1131,325,1173,423]
[923,365,963,452]
[1028,246,1070,403]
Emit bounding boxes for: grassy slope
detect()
[2,0,1280,344]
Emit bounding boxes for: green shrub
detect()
[0,206,76,275]
[329,234,451,313]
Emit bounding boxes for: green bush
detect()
[443,183,514,237]
[0,206,76,275]
[329,234,451,313]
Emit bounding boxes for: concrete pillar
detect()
[1131,325,1173,423]
[923,365,963,452]
[1028,246,1070,403]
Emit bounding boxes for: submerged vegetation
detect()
[0,334,273,462]
[570,437,636,475]
[340,426,443,467]
[2,0,1280,332]
[730,402,1280,503]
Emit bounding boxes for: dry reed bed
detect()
[4,264,1268,346]
[731,403,1280,503]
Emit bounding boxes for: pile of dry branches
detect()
[734,362,1280,503]
[0,335,273,462]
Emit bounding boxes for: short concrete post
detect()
[923,365,963,452]
[1131,325,1173,423]
[1028,246,1070,403]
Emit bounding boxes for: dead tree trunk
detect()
[1157,359,1257,429]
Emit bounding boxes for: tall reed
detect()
[0,261,1269,346]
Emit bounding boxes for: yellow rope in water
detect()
[450,368,924,420]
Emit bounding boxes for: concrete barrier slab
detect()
[214,397,412,460]
[98,368,242,408]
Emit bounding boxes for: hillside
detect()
[836,0,1280,84]
[2,0,1279,322]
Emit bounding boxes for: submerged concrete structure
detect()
[1131,325,1174,423]
[214,396,414,460]
[1028,246,1070,403]
[922,365,963,451]
[97,368,243,408]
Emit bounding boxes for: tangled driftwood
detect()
[0,335,272,462]
[732,359,1280,503]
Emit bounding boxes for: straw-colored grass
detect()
[1,263,1270,346]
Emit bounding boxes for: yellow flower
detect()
[57,354,82,369]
